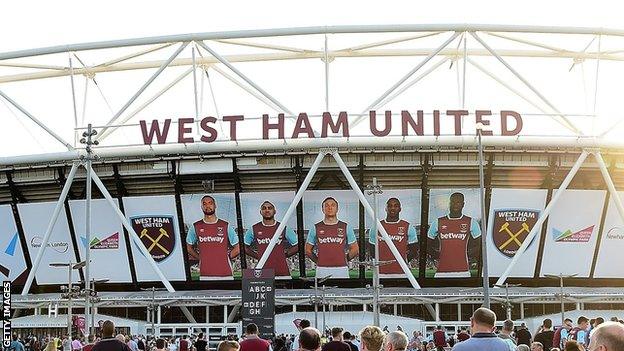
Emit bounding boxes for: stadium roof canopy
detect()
[2,24,624,165]
[12,287,624,309]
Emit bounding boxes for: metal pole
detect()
[69,56,79,145]
[314,276,319,329]
[192,46,199,121]
[21,162,80,295]
[152,287,156,340]
[462,35,467,108]
[322,285,326,333]
[560,275,565,325]
[505,283,511,320]
[90,280,95,336]
[324,34,329,112]
[83,124,95,337]
[67,263,72,336]
[594,152,624,223]
[371,178,381,327]
[495,150,589,286]
[477,128,490,308]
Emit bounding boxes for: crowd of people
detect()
[7,309,624,351]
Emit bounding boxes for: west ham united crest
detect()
[492,209,539,258]
[131,215,176,262]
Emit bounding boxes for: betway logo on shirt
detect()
[199,236,224,243]
[257,237,282,245]
[439,233,467,240]
[318,237,345,244]
[379,235,404,242]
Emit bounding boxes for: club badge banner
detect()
[123,195,186,282]
[486,189,547,277]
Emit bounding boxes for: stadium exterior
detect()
[2,24,624,338]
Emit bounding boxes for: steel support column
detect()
[21,162,80,295]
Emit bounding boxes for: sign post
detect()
[242,269,275,340]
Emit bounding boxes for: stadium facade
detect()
[2,24,624,338]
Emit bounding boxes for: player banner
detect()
[486,189,547,277]
[242,269,275,339]
[427,189,482,278]
[594,191,624,278]
[240,191,299,279]
[69,199,132,283]
[363,189,421,279]
[0,205,27,284]
[540,189,606,277]
[180,193,239,280]
[303,190,360,279]
[123,195,186,282]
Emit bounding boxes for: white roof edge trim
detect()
[0,135,620,166]
[2,24,624,61]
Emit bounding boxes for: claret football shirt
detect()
[306,220,356,267]
[187,218,238,278]
[244,221,297,276]
[368,219,418,274]
[427,215,480,273]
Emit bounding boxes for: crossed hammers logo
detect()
[498,222,530,250]
[140,228,171,254]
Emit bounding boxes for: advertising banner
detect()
[540,189,606,277]
[18,202,80,285]
[486,188,548,277]
[240,191,299,279]
[427,189,482,278]
[0,205,27,284]
[180,193,239,280]
[363,189,421,279]
[303,190,360,278]
[123,195,186,282]
[594,191,624,278]
[241,269,275,339]
[69,199,132,283]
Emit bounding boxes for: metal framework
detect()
[3,25,624,324]
[1,24,624,166]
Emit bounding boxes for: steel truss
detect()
[1,24,624,166]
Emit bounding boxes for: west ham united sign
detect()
[492,209,539,257]
[131,216,176,262]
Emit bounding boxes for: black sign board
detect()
[241,269,275,339]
